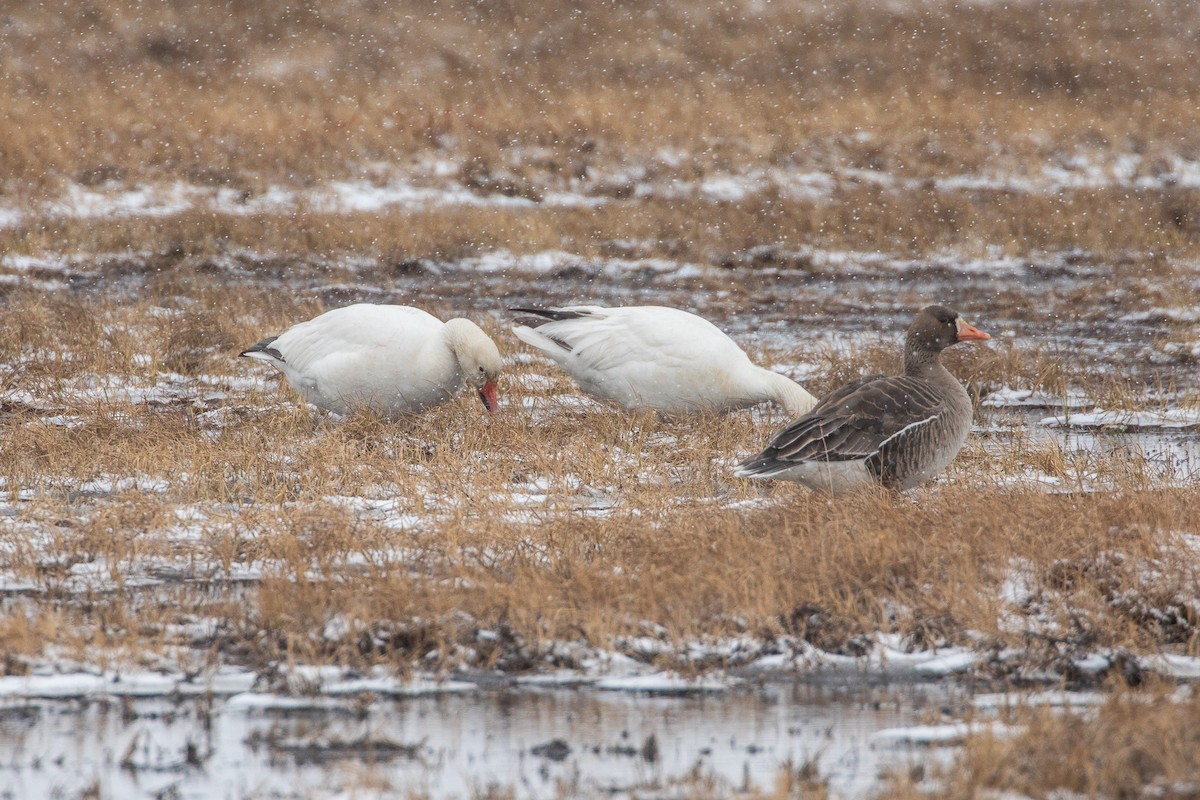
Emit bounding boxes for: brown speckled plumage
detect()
[735,305,990,494]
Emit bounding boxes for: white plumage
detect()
[241,304,502,418]
[510,305,815,416]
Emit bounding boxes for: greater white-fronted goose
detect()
[240,304,502,418]
[510,305,816,416]
[735,305,990,494]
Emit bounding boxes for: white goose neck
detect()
[442,318,485,355]
[755,368,817,416]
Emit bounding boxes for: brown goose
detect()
[735,305,990,494]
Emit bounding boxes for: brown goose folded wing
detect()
[736,375,947,484]
[735,304,988,493]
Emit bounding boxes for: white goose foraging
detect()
[735,305,991,494]
[510,305,816,416]
[240,304,502,418]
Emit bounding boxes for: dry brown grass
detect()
[2,289,1199,680]
[0,0,1195,690]
[3,3,1199,795]
[3,0,1200,262]
[5,0,1200,181]
[7,185,1200,263]
[883,685,1200,799]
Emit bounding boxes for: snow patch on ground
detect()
[0,667,259,699]
[872,721,1014,746]
[7,146,1200,229]
[1040,408,1200,430]
[595,672,738,694]
[1144,653,1200,679]
[970,690,1107,711]
[984,387,1094,410]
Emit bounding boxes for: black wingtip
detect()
[508,307,592,327]
[240,336,285,362]
[734,453,782,478]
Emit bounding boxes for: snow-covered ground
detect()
[4,146,1200,229]
[4,228,1200,797]
[3,393,1198,798]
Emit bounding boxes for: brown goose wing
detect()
[738,375,944,474]
[806,374,884,416]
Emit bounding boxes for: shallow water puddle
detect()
[0,682,952,799]
[979,404,1200,489]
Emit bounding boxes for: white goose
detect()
[510,305,816,416]
[240,304,502,418]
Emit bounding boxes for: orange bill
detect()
[955,318,991,342]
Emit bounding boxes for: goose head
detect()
[907,304,990,354]
[444,319,503,412]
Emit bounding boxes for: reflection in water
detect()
[0,682,953,799]
[980,407,1200,488]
